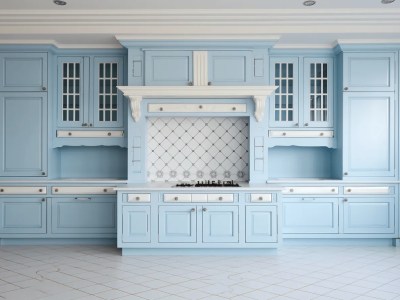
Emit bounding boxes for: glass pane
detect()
[275,63,280,77]
[69,63,74,77]
[105,95,110,109]
[281,110,286,121]
[63,95,67,108]
[100,80,104,93]
[112,63,117,77]
[112,110,117,121]
[275,96,280,109]
[275,110,279,121]
[281,64,287,78]
[316,80,321,94]
[112,80,118,93]
[275,80,280,93]
[310,63,315,78]
[75,111,79,121]
[63,79,68,93]
[288,63,293,78]
[310,95,315,108]
[105,80,111,94]
[68,110,73,121]
[316,110,321,121]
[75,96,79,108]
[288,79,293,93]
[323,95,327,108]
[323,63,327,78]
[288,96,293,108]
[323,79,327,93]
[310,111,315,121]
[323,110,328,121]
[68,95,73,108]
[63,63,68,77]
[288,110,293,121]
[75,63,80,77]
[99,95,104,109]
[99,63,104,78]
[316,63,321,77]
[63,111,67,121]
[105,110,111,121]
[310,80,314,93]
[99,111,103,122]
[316,96,321,108]
[281,80,287,93]
[75,80,80,93]
[282,95,286,109]
[68,79,74,93]
[105,64,111,77]
[112,95,118,108]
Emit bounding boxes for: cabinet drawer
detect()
[269,130,334,138]
[343,186,391,195]
[207,194,234,202]
[192,194,208,202]
[283,186,338,195]
[52,186,116,195]
[148,103,246,113]
[57,130,124,138]
[127,193,151,202]
[164,194,192,202]
[250,193,272,203]
[0,186,46,195]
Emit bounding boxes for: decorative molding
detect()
[117,86,277,122]
[193,51,208,86]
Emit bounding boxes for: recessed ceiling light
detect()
[53,0,67,5]
[303,0,316,6]
[381,0,395,3]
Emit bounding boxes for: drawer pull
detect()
[347,189,352,192]
[0,189,4,192]
[135,196,140,201]
[199,105,203,109]
[75,197,92,201]
[39,189,43,193]
[320,132,324,136]
[107,132,111,136]
[282,132,287,136]
[232,107,236,111]
[344,172,348,176]
[174,197,179,201]
[258,196,263,201]
[54,188,59,192]
[68,132,72,136]
[190,208,196,212]
[218,196,223,201]
[343,198,348,202]
[42,198,46,202]
[103,189,108,192]
[331,189,336,192]
[159,107,163,111]
[202,207,207,212]
[289,188,294,192]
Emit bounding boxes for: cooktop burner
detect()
[174,180,241,188]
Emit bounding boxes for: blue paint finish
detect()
[202,206,239,243]
[246,206,277,242]
[122,206,151,243]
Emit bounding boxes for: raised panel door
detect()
[246,206,277,242]
[0,52,47,91]
[158,206,196,242]
[51,197,116,234]
[343,92,395,178]
[0,198,46,234]
[342,197,395,234]
[0,93,47,176]
[202,206,238,243]
[145,51,193,86]
[282,198,339,234]
[122,206,151,243]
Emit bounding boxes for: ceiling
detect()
[0,0,399,48]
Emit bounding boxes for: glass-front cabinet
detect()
[270,56,333,129]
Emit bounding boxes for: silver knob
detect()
[103,189,108,193]
[107,132,111,136]
[218,197,223,201]
[191,208,196,212]
[289,189,294,192]
[82,123,88,127]
[282,132,287,136]
[202,207,207,212]
[347,189,352,192]
[159,107,163,111]
[42,87,47,91]
[42,198,46,202]
[258,196,263,201]
[343,199,348,202]
[54,188,59,192]
[174,197,178,201]
[344,172,348,176]
[304,123,309,127]
[294,123,299,127]
[68,132,72,136]
[135,196,140,201]
[188,81,193,86]
[232,107,236,111]
[208,81,212,86]
[320,132,324,136]
[41,172,46,176]
[199,105,203,109]
[89,123,93,127]
[0,189,4,192]
[331,189,336,192]
[344,87,349,91]
[39,189,43,193]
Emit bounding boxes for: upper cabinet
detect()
[269,56,334,129]
[0,52,47,92]
[342,52,395,92]
[55,55,126,147]
[144,50,266,86]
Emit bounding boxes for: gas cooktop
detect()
[174,180,241,188]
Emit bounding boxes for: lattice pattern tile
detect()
[147,117,249,182]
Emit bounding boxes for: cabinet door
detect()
[246,206,277,242]
[159,206,196,242]
[282,198,339,234]
[0,93,47,177]
[342,197,395,234]
[92,57,124,128]
[303,58,333,128]
[0,53,47,92]
[122,206,151,243]
[343,92,395,178]
[57,57,88,128]
[145,51,193,86]
[343,52,395,92]
[51,197,116,234]
[0,198,46,234]
[208,51,252,85]
[202,206,238,243]
[269,57,299,128]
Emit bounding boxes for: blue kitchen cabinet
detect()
[0,92,47,177]
[207,50,252,85]
[246,206,278,242]
[57,56,124,129]
[342,197,395,234]
[269,56,333,129]
[0,52,47,92]
[202,206,239,243]
[158,205,197,243]
[342,52,395,92]
[51,197,117,234]
[282,198,339,234]
[122,205,151,243]
[342,92,395,178]
[0,198,47,234]
[145,50,193,86]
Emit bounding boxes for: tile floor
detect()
[0,245,400,300]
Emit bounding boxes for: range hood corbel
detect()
[117,86,277,122]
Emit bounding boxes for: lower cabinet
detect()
[51,197,117,234]
[0,197,46,234]
[342,197,395,234]
[282,198,339,234]
[246,206,278,242]
[122,206,151,243]
[158,205,239,243]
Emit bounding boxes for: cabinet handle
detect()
[232,107,236,111]
[218,196,223,201]
[347,189,352,193]
[54,188,59,192]
[304,123,309,127]
[331,188,336,192]
[344,87,349,91]
[208,81,212,86]
[202,207,207,212]
[294,123,299,127]
[191,208,196,212]
[174,197,179,201]
[343,198,348,202]
[188,81,193,86]
[42,198,46,202]
[42,87,47,91]
[39,189,43,193]
[42,172,46,176]
[89,123,93,127]
[82,123,88,127]
[135,196,140,201]
[103,189,108,193]
[0,189,4,192]
[159,107,163,111]
[107,132,112,136]
[320,132,324,136]
[282,132,287,136]
[289,188,294,192]
[344,172,348,176]
[75,197,92,201]
[199,105,203,109]
[258,196,263,201]
[68,132,72,136]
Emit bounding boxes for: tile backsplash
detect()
[147,117,249,182]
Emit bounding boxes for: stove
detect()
[174,180,241,188]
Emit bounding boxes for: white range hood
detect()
[117,85,277,122]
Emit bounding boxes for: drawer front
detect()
[57,130,124,138]
[207,194,234,202]
[343,186,391,195]
[191,194,208,202]
[250,193,272,203]
[283,186,338,195]
[164,194,192,202]
[0,186,46,195]
[148,103,246,113]
[52,187,116,195]
[269,130,334,138]
[127,193,151,203]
